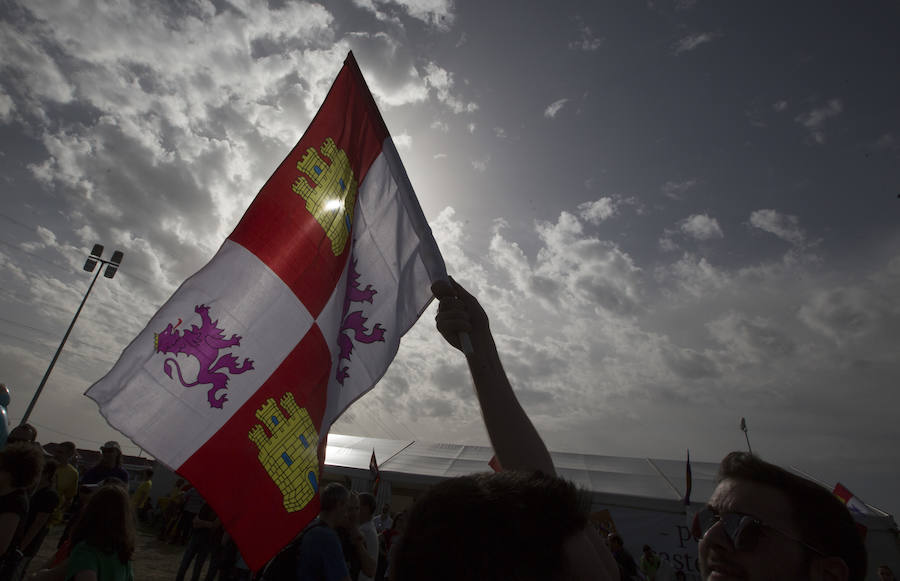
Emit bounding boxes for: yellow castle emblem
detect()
[248,393,319,513]
[291,137,358,256]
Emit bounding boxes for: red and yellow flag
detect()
[87,52,446,570]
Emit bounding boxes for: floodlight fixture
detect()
[90,244,104,258]
[103,249,124,278]
[83,258,98,272]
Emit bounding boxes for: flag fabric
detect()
[683,449,692,506]
[369,449,380,495]
[86,52,447,571]
[833,483,878,517]
[488,454,502,472]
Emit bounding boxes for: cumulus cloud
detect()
[749,209,805,246]
[658,213,722,253]
[664,253,731,298]
[795,99,842,144]
[530,212,643,315]
[0,90,15,122]
[430,120,449,132]
[707,313,796,365]
[673,32,719,54]
[659,236,679,252]
[393,132,413,148]
[798,287,884,344]
[348,33,430,107]
[773,100,789,112]
[578,197,618,224]
[352,0,455,29]
[424,62,478,114]
[662,345,719,380]
[544,98,569,119]
[680,213,723,240]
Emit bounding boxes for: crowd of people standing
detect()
[0,427,134,581]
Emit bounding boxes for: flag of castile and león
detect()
[86,52,447,570]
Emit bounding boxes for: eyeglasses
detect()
[692,507,825,556]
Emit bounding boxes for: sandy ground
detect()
[27,523,193,581]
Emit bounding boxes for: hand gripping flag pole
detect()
[87,52,449,571]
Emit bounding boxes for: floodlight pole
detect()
[20,245,123,425]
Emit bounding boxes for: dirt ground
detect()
[28,523,192,581]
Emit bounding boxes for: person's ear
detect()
[809,556,849,581]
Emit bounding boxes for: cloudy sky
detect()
[1,0,899,515]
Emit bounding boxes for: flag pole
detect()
[740,417,752,454]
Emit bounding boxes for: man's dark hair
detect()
[718,452,867,581]
[0,442,44,488]
[359,492,376,514]
[320,482,349,512]
[393,471,590,581]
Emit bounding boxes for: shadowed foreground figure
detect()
[696,451,867,581]
[392,278,618,581]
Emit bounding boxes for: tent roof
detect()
[324,434,897,521]
[324,434,720,511]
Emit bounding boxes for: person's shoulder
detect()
[305,522,335,536]
[303,523,338,544]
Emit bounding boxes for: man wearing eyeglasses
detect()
[695,451,867,581]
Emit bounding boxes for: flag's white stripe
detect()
[88,241,314,469]
[318,141,447,433]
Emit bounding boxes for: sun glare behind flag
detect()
[86,52,447,571]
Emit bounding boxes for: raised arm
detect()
[432,277,555,476]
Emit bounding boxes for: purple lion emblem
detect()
[155,304,254,408]
[337,260,386,384]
